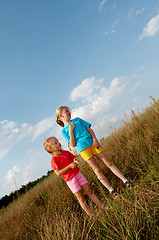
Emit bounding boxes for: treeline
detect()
[0,170,53,209]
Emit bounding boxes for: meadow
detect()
[0,97,159,240]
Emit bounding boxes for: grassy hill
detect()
[0,98,159,240]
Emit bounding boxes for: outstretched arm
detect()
[87,127,100,149]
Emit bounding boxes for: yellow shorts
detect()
[80,144,103,161]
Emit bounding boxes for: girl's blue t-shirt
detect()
[61,117,93,153]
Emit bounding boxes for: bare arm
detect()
[87,127,100,149]
[69,123,76,147]
[55,159,79,176]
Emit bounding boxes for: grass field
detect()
[0,98,159,240]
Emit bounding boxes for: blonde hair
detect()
[56,106,69,127]
[43,137,54,155]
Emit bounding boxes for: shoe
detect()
[101,204,112,210]
[125,180,133,190]
[110,190,118,199]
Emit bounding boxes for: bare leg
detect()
[81,183,102,207]
[74,190,91,216]
[96,151,127,182]
[87,157,112,190]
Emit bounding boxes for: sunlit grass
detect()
[0,98,159,240]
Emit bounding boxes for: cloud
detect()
[99,0,107,13]
[136,8,145,15]
[0,117,55,158]
[111,2,117,11]
[0,149,8,158]
[112,19,119,29]
[128,8,134,19]
[135,65,144,72]
[128,7,145,19]
[3,162,35,194]
[103,19,118,36]
[70,75,139,135]
[21,162,35,185]
[4,166,20,184]
[139,13,159,41]
[31,117,55,141]
[70,77,104,102]
[0,120,33,158]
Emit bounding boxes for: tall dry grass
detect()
[0,98,159,240]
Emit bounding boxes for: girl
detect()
[43,136,103,216]
[56,106,132,199]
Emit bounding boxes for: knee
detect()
[93,167,103,177]
[107,162,114,168]
[75,191,84,202]
[86,188,93,197]
[104,160,114,168]
[93,168,103,178]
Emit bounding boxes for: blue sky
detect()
[0,0,159,198]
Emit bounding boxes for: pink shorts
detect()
[66,171,88,194]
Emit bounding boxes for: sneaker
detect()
[125,180,133,190]
[110,190,118,199]
[101,204,112,210]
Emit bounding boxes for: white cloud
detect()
[135,65,144,72]
[0,149,8,158]
[112,19,119,29]
[136,8,145,15]
[3,162,35,189]
[70,75,138,136]
[99,0,107,13]
[70,77,104,102]
[103,19,118,36]
[104,31,109,35]
[110,116,118,123]
[128,7,145,19]
[4,166,20,185]
[0,117,55,159]
[128,8,134,19]
[111,2,117,11]
[0,120,33,158]
[139,13,159,41]
[21,162,35,185]
[32,117,55,141]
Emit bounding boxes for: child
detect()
[43,136,103,216]
[56,106,132,199]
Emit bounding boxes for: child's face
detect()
[50,137,61,152]
[61,107,71,121]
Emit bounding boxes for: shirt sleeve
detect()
[79,117,91,129]
[51,157,59,171]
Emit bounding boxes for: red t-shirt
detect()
[51,150,79,182]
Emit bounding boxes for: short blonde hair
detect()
[56,106,69,127]
[43,137,54,155]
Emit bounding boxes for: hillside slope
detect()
[0,98,159,240]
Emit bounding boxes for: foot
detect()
[125,180,133,190]
[101,203,112,210]
[110,190,118,199]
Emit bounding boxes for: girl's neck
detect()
[52,150,62,156]
[63,119,71,126]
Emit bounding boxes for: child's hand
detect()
[93,139,100,149]
[69,123,75,131]
[73,158,80,165]
[69,161,78,169]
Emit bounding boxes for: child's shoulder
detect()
[57,150,75,159]
[72,117,81,122]
[51,150,66,159]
